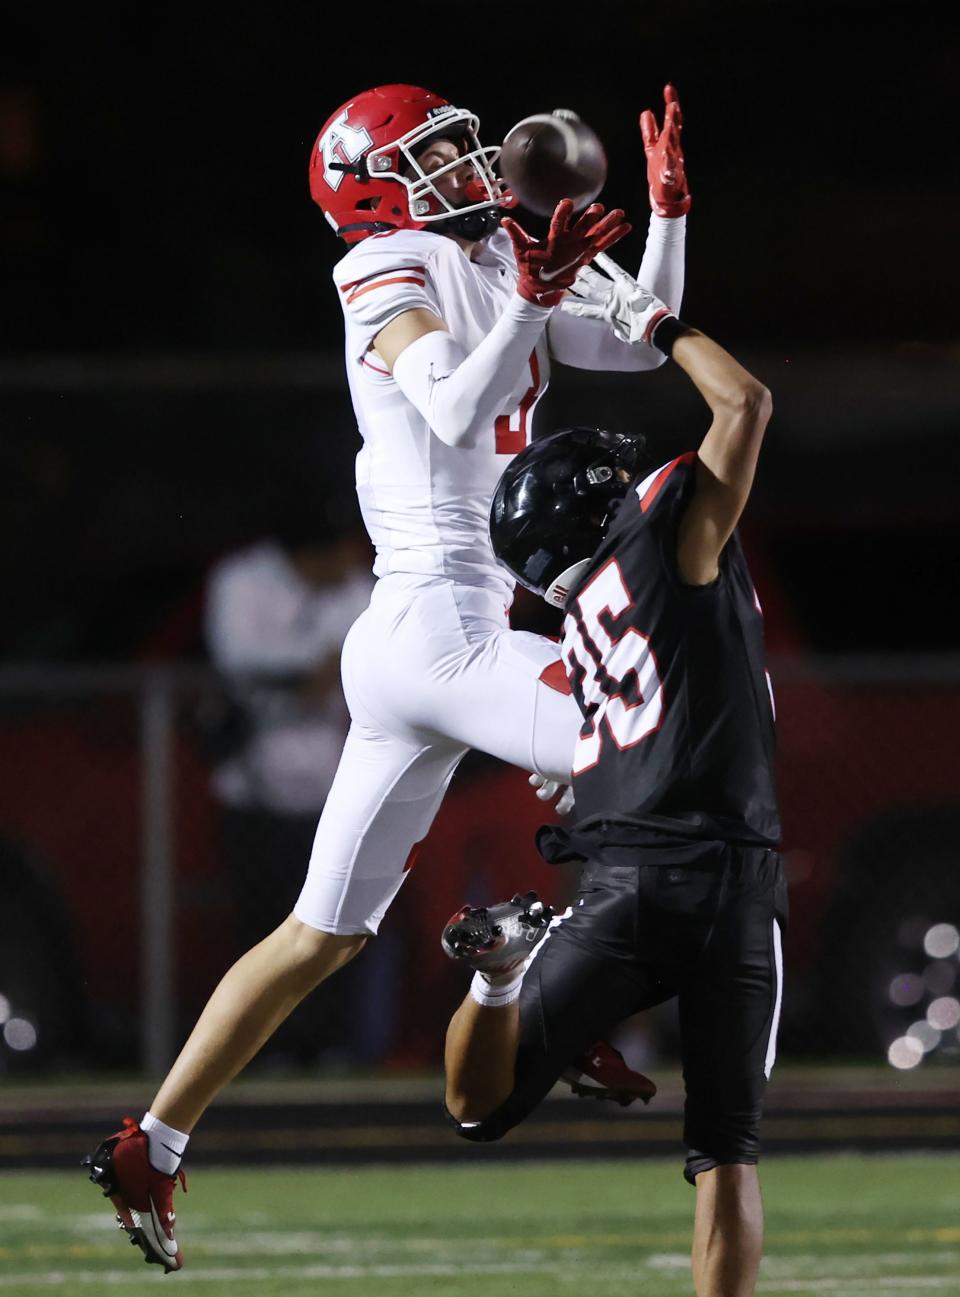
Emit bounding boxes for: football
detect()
[499,110,607,217]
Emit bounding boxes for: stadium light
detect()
[888,973,925,1007]
[927,997,960,1032]
[923,923,960,960]
[2,1018,38,1052]
[906,1020,941,1054]
[887,1036,924,1069]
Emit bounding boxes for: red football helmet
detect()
[309,84,510,244]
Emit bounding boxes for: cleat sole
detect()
[566,1080,651,1107]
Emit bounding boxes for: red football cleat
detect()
[81,1117,186,1272]
[562,1040,657,1107]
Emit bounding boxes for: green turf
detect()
[1,1156,959,1295]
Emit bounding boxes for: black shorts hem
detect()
[683,1150,760,1186]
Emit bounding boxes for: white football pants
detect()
[293,573,579,935]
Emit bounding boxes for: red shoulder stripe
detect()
[345,275,426,304]
[340,265,426,293]
[638,451,696,513]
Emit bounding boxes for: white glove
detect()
[529,773,575,816]
[561,251,673,348]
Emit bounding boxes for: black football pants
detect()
[447,838,787,1183]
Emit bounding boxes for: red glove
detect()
[503,199,631,308]
[639,84,691,218]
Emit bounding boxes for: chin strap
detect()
[336,221,394,238]
[337,207,503,243]
[432,206,504,241]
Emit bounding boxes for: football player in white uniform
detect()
[82,82,692,1272]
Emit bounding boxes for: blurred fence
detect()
[1,656,959,1081]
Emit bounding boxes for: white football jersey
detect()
[332,227,549,594]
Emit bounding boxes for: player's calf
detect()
[442,892,553,1128]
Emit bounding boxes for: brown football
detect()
[499,110,607,217]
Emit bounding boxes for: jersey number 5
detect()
[562,559,664,775]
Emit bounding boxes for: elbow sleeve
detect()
[393,331,475,447]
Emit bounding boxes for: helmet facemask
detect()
[366,106,508,234]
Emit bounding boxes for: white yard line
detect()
[0,1205,43,1221]
[0,1261,547,1286]
[1,1265,958,1291]
[760,1281,960,1293]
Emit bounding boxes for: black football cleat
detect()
[562,1040,657,1107]
[81,1117,186,1272]
[442,891,555,974]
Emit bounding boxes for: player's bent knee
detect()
[443,1102,513,1144]
[279,915,367,985]
[443,1081,504,1126]
[443,1080,526,1143]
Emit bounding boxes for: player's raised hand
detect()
[639,84,691,218]
[504,198,631,308]
[562,252,673,347]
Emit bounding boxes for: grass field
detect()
[1,1155,959,1295]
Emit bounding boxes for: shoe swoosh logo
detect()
[149,1201,180,1257]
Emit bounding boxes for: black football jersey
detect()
[541,453,780,861]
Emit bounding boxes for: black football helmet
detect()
[490,428,647,607]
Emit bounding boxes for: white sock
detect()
[140,1111,189,1176]
[469,967,525,1008]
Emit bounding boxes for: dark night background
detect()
[2,0,958,662]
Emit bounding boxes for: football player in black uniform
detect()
[442,260,783,1297]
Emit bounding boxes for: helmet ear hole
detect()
[355,196,381,211]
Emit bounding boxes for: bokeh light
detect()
[888,973,925,1007]
[3,1019,38,1052]
[0,994,10,1025]
[923,923,960,960]
[887,1036,924,1070]
[927,997,960,1032]
[906,1020,941,1053]
[922,961,957,996]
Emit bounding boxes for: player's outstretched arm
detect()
[373,201,628,450]
[635,84,688,313]
[667,329,772,585]
[546,89,687,371]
